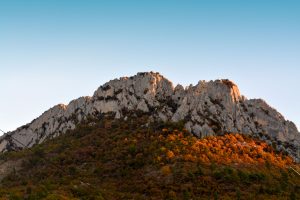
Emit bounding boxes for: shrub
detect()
[128,144,137,155]
[161,165,172,175]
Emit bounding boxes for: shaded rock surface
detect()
[0,72,299,161]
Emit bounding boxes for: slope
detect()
[0,72,299,162]
[0,114,299,200]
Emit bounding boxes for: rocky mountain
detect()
[0,72,299,161]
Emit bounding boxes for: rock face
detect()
[0,72,299,161]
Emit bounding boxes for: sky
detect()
[0,0,299,133]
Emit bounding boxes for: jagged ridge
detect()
[0,72,299,161]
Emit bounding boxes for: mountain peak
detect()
[0,72,299,162]
[220,79,241,100]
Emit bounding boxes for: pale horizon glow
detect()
[0,0,299,133]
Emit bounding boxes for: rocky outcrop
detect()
[0,72,299,161]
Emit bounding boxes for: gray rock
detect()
[0,72,299,162]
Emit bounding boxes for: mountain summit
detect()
[0,72,299,161]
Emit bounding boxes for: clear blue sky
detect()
[0,0,299,133]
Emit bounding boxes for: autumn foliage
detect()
[0,115,298,199]
[159,129,293,167]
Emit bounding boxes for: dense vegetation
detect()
[0,114,299,199]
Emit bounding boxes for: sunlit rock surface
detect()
[0,72,299,161]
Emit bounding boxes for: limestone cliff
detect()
[0,72,299,161]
